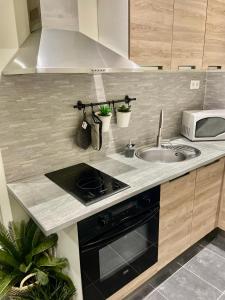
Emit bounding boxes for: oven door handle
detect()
[81,207,159,253]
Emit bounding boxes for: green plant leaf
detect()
[36,270,49,286]
[53,270,76,291]
[99,105,112,116]
[0,222,21,260]
[0,273,17,298]
[31,227,43,249]
[26,234,58,263]
[0,249,20,269]
[24,219,41,253]
[8,221,26,255]
[0,269,7,280]
[19,262,32,273]
[36,256,68,269]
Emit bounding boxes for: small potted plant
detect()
[116,104,132,128]
[0,219,75,299]
[97,105,112,132]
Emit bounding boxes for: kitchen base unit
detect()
[78,186,160,300]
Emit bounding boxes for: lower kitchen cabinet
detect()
[158,171,196,267]
[191,158,224,244]
[218,168,225,230]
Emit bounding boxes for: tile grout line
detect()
[203,244,225,264]
[217,291,225,300]
[141,242,224,300]
[182,266,223,293]
[147,247,222,299]
[148,249,203,295]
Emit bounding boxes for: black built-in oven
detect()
[78,186,160,300]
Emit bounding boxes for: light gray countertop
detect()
[7,137,225,235]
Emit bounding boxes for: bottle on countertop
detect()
[125,140,135,158]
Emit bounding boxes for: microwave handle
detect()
[81,207,159,253]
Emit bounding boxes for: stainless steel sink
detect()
[135,144,201,163]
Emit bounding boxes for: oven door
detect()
[80,207,159,300]
[195,117,225,138]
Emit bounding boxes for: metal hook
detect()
[91,103,94,114]
[83,105,86,115]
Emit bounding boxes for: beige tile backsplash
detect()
[0,72,206,182]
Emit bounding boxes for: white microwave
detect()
[181,110,225,141]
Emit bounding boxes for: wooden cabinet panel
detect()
[159,171,196,267]
[171,0,207,70]
[203,0,225,69]
[218,160,225,230]
[191,159,224,244]
[129,0,174,69]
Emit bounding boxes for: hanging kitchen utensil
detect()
[91,104,103,151]
[76,107,92,150]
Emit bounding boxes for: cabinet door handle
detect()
[146,66,163,70]
[208,66,222,70]
[178,66,196,70]
[169,172,190,182]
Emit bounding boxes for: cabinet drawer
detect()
[159,171,196,266]
[192,159,224,244]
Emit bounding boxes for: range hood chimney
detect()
[3,0,139,75]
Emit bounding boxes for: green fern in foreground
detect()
[0,219,75,299]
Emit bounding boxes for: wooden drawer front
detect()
[192,159,224,244]
[219,160,225,230]
[203,0,225,69]
[129,0,174,69]
[171,0,207,70]
[159,171,196,267]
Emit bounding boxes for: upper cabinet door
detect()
[171,0,207,70]
[129,0,174,70]
[203,0,225,69]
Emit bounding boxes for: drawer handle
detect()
[202,159,220,168]
[146,66,163,70]
[169,172,190,182]
[208,66,222,70]
[178,66,196,70]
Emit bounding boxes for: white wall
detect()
[0,0,30,73]
[78,0,98,40]
[97,0,129,57]
[0,0,18,49]
[13,0,30,46]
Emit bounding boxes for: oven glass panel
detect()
[99,224,151,281]
[196,117,225,137]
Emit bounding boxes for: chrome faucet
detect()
[156,109,163,148]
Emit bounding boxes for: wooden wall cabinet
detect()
[158,171,196,267]
[129,0,174,70]
[171,0,207,70]
[191,159,224,244]
[130,0,225,70]
[203,0,225,69]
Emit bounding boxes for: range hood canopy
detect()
[3,0,140,75]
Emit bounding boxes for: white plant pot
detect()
[116,111,132,128]
[97,112,112,132]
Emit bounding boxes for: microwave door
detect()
[195,117,225,139]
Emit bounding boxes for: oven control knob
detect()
[98,214,111,226]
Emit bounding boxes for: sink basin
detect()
[135,144,201,163]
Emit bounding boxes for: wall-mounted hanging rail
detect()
[73,95,136,110]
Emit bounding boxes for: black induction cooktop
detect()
[45,163,130,206]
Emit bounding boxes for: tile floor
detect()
[126,230,225,300]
